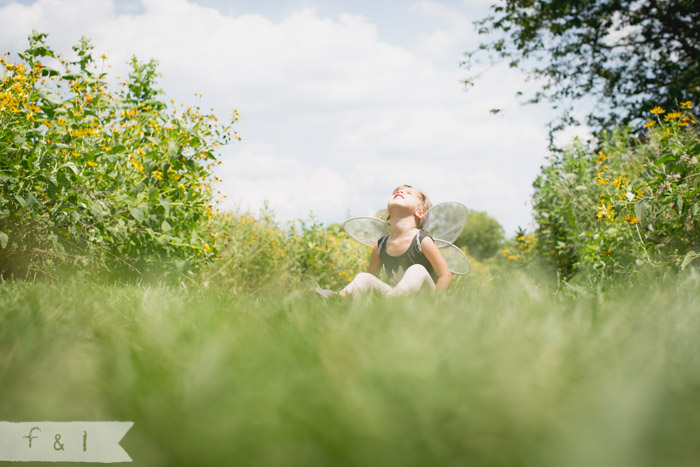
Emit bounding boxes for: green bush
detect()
[205,211,369,293]
[531,104,699,282]
[0,31,237,279]
[454,210,505,261]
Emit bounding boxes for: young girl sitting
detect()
[317,185,452,297]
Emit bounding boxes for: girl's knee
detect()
[405,264,430,276]
[355,272,375,280]
[350,272,376,287]
[342,272,392,295]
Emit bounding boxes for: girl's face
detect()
[388,186,424,215]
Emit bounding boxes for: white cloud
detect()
[0,0,553,235]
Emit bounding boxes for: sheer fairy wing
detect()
[342,217,390,247]
[434,239,471,275]
[422,202,468,244]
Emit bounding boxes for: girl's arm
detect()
[421,237,452,291]
[367,242,382,276]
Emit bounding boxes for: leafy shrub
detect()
[531,104,699,282]
[0,31,237,279]
[205,211,368,293]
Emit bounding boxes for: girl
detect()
[317,185,452,297]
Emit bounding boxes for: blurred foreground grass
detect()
[1,273,699,467]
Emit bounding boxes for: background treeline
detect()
[2,29,698,290]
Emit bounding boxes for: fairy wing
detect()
[423,202,470,274]
[434,239,471,275]
[342,216,390,247]
[422,202,468,244]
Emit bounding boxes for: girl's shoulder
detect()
[377,233,390,250]
[418,229,433,242]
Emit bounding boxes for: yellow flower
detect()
[644,120,656,128]
[596,203,615,222]
[664,111,682,122]
[101,54,108,60]
[87,160,97,167]
[680,101,692,109]
[650,106,665,114]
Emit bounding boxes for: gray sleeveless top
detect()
[378,230,437,284]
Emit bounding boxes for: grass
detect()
[1,271,699,467]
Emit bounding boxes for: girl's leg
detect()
[340,272,393,296]
[388,264,435,296]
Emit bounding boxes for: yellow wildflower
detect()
[596,171,609,186]
[596,203,615,222]
[87,161,97,167]
[644,120,656,128]
[680,101,692,109]
[664,111,682,122]
[650,106,665,114]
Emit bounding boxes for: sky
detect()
[0,0,583,235]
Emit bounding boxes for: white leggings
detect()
[340,264,436,296]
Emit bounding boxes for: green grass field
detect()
[1,272,699,467]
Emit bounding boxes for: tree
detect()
[455,210,505,261]
[462,0,700,136]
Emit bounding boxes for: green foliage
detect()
[531,105,699,281]
[454,209,505,261]
[205,211,369,293]
[3,272,700,466]
[0,31,237,279]
[464,0,700,134]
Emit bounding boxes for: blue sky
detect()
[0,0,587,234]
